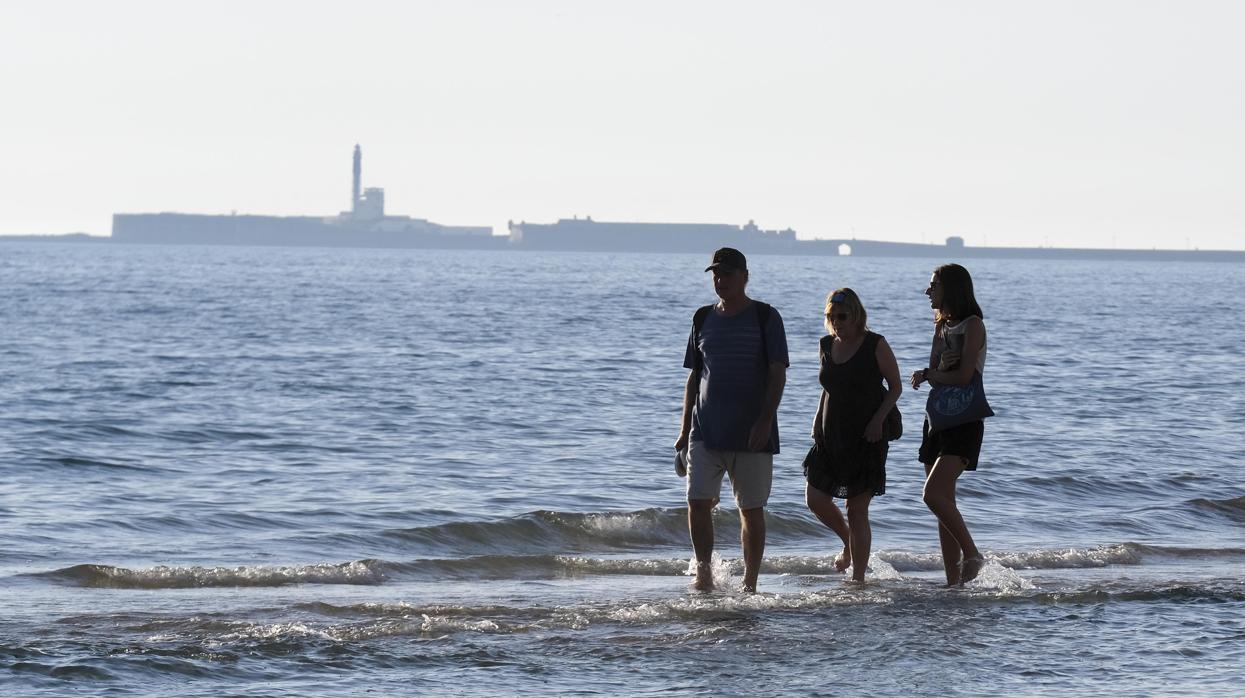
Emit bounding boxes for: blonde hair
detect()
[824,287,869,336]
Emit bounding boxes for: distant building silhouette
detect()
[86,145,1245,260]
[507,217,797,252]
[113,145,493,247]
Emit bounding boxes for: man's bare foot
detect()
[959,556,985,585]
[833,546,851,573]
[740,583,757,594]
[692,563,714,591]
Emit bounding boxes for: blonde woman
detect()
[806,288,901,582]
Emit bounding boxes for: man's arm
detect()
[675,370,700,452]
[747,362,786,451]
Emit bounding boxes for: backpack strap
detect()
[692,304,714,333]
[753,301,772,366]
[691,304,714,374]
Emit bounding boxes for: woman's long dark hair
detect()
[934,263,984,328]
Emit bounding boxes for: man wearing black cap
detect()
[676,247,789,592]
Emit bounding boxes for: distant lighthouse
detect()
[351,144,362,215]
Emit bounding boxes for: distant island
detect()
[5,145,1242,263]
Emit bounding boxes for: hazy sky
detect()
[4,1,1243,249]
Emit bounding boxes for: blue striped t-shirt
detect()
[682,302,789,453]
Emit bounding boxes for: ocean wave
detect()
[24,542,1242,593]
[278,590,905,640]
[385,554,689,580]
[189,582,1136,644]
[5,660,116,680]
[156,427,274,443]
[64,510,310,535]
[32,455,152,472]
[883,543,1245,570]
[1189,496,1245,523]
[33,560,385,589]
[289,578,1245,638]
[1028,581,1245,605]
[382,508,692,554]
[24,576,1245,654]
[378,507,825,555]
[987,544,1145,569]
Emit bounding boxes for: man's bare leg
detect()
[806,484,851,572]
[739,506,766,592]
[688,498,717,590]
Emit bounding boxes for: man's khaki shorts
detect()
[686,441,773,510]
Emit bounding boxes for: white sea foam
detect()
[556,556,686,575]
[65,560,385,588]
[682,552,736,589]
[604,586,891,624]
[990,545,1142,570]
[763,555,843,575]
[419,614,502,634]
[964,559,1035,593]
[860,545,1143,573]
[214,622,337,644]
[581,511,651,534]
[867,554,903,581]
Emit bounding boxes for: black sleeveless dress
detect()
[806,332,888,498]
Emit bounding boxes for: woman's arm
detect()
[812,390,828,444]
[911,332,938,389]
[865,337,903,442]
[923,317,984,387]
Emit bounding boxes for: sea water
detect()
[1,243,1243,696]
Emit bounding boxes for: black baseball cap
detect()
[705,247,747,272]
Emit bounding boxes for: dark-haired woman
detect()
[910,263,988,586]
[807,288,902,583]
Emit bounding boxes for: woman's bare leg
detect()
[806,484,851,572]
[845,491,873,582]
[923,457,982,585]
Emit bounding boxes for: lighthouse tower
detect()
[351,144,362,214]
[345,144,385,221]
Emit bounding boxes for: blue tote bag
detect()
[925,370,994,433]
[924,324,994,433]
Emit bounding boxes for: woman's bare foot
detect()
[959,556,985,585]
[833,546,851,573]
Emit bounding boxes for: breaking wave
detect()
[27,541,1215,590]
[34,560,385,589]
[374,507,826,555]
[1190,495,1245,523]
